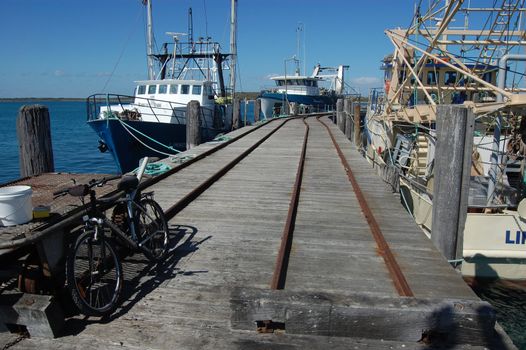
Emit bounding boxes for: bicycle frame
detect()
[80,157,162,260]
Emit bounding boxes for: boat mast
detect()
[230,0,238,99]
[146,0,155,80]
[188,8,194,53]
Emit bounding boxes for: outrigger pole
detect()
[230,0,238,99]
[145,0,155,80]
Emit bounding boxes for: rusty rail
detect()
[316,116,414,297]
[164,118,292,219]
[0,118,278,250]
[270,118,309,290]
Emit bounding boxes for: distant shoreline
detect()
[0,92,260,102]
[0,97,86,102]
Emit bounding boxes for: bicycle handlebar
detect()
[53,175,122,198]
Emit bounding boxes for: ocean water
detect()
[0,100,257,184]
[0,100,117,184]
[470,279,526,349]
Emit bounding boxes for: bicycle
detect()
[54,157,169,317]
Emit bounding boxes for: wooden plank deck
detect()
[0,116,516,349]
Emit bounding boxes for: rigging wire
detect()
[203,0,209,39]
[102,5,143,92]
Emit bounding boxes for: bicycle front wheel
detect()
[66,230,123,317]
[137,198,169,261]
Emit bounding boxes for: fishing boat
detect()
[259,62,347,118]
[87,0,237,173]
[258,25,348,118]
[364,0,526,281]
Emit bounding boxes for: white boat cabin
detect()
[134,79,216,108]
[270,76,321,96]
[99,79,217,124]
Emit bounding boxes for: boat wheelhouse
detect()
[259,64,346,118]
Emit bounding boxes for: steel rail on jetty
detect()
[0,117,277,251]
[271,117,309,290]
[317,116,414,297]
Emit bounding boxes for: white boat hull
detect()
[400,180,526,280]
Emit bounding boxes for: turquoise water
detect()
[0,100,256,184]
[0,100,117,184]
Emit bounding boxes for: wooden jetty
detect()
[0,114,517,349]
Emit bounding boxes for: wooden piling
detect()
[344,98,352,140]
[232,98,240,130]
[17,105,55,177]
[336,99,345,132]
[254,99,261,123]
[243,98,248,126]
[431,105,474,261]
[186,100,201,150]
[353,103,361,148]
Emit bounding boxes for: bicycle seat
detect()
[117,175,139,193]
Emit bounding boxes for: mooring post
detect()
[17,105,55,177]
[243,98,248,126]
[186,100,201,150]
[353,103,361,148]
[432,105,474,262]
[344,98,352,140]
[254,98,261,123]
[336,99,345,133]
[232,98,240,130]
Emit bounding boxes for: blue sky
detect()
[0,0,414,98]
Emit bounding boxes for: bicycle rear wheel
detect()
[137,198,169,261]
[66,229,123,317]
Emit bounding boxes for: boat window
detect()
[137,85,146,95]
[148,85,157,94]
[483,72,492,83]
[276,80,284,86]
[170,84,179,94]
[445,71,457,85]
[158,85,168,94]
[192,85,202,95]
[204,85,213,96]
[312,80,318,87]
[181,85,190,94]
[427,71,437,85]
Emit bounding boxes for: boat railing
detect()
[86,94,215,130]
[87,94,183,124]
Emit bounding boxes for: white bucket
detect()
[0,186,33,226]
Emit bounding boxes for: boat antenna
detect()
[144,0,155,80]
[230,0,238,99]
[188,8,194,53]
[296,22,304,75]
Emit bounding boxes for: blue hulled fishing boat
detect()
[87,0,236,173]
